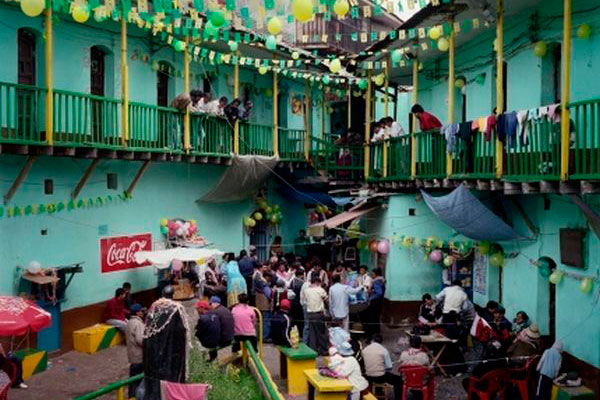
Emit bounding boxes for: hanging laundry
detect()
[504,111,518,147]
[548,104,561,124]
[496,113,506,142]
[478,117,487,133]
[517,110,530,146]
[442,123,459,153]
[459,121,473,140]
[485,114,496,142]
[471,119,479,131]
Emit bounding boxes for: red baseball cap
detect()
[195,300,210,310]
[280,299,291,312]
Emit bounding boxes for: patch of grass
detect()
[187,348,265,400]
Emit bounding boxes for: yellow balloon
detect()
[333,0,349,17]
[292,0,313,22]
[160,218,169,227]
[374,74,385,86]
[267,17,282,35]
[437,37,449,52]
[292,51,300,60]
[72,6,90,23]
[329,59,341,73]
[259,66,268,75]
[428,26,441,40]
[20,0,45,17]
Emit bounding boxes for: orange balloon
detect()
[369,240,379,253]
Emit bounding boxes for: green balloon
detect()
[210,10,225,28]
[24,205,32,215]
[160,225,169,235]
[266,35,278,51]
[204,21,218,38]
[56,202,65,211]
[38,204,46,213]
[322,75,331,85]
[67,200,75,210]
[229,41,238,52]
[391,49,402,63]
[358,79,368,90]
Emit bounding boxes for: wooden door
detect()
[90,46,105,140]
[157,70,169,107]
[17,29,36,139]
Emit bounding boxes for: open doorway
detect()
[249,220,270,263]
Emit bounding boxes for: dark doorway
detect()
[90,46,106,139]
[17,29,37,139]
[249,220,270,263]
[157,67,170,107]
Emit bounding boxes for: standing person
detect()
[209,296,235,357]
[104,288,128,333]
[203,257,226,302]
[125,304,146,398]
[363,268,385,337]
[490,306,513,348]
[435,279,468,322]
[535,341,563,400]
[206,96,227,116]
[255,268,273,342]
[362,334,402,399]
[271,299,294,347]
[194,300,221,361]
[288,269,305,338]
[306,262,329,287]
[270,236,284,258]
[224,98,241,123]
[328,274,363,330]
[225,254,247,307]
[303,276,329,354]
[169,93,192,148]
[383,116,405,137]
[331,262,348,284]
[238,249,258,304]
[239,100,253,121]
[231,294,257,352]
[328,344,369,400]
[411,104,442,131]
[308,238,329,268]
[293,229,311,261]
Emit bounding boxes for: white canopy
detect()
[134,248,224,269]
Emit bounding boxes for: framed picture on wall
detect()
[559,228,586,269]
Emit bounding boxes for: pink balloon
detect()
[377,240,390,254]
[168,221,177,230]
[429,250,443,263]
[172,259,183,271]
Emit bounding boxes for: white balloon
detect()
[183,222,191,229]
[176,227,185,236]
[27,261,42,274]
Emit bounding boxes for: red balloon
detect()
[369,240,379,253]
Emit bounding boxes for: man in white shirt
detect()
[383,116,405,137]
[328,274,363,330]
[303,276,328,354]
[205,96,227,116]
[435,279,468,321]
[399,335,430,367]
[362,334,402,399]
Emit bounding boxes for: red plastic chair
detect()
[399,365,434,400]
[466,369,511,400]
[509,356,540,400]
[0,358,17,400]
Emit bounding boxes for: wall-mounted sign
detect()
[473,251,487,295]
[100,233,152,273]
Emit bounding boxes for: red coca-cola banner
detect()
[100,233,152,273]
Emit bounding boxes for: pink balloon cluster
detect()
[167,219,198,239]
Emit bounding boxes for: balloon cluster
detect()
[244,198,283,229]
[160,218,198,239]
[479,240,504,267]
[357,239,390,254]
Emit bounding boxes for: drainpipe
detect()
[447,16,455,178]
[560,0,572,181]
[495,0,504,179]
[45,5,53,145]
[121,17,129,146]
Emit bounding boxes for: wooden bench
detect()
[278,343,318,395]
[304,369,352,400]
[73,324,124,354]
[13,348,47,379]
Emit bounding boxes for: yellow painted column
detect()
[495,0,504,179]
[411,59,419,179]
[364,71,372,179]
[183,36,190,152]
[121,17,129,145]
[233,52,240,154]
[273,70,279,157]
[45,6,53,145]
[303,83,311,160]
[447,16,455,178]
[382,57,389,178]
[560,0,572,181]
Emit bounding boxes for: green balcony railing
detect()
[240,122,274,156]
[310,136,364,180]
[570,97,600,179]
[505,117,560,181]
[278,127,306,161]
[369,140,384,179]
[53,89,120,148]
[451,131,497,179]
[128,102,175,151]
[192,114,233,156]
[387,136,412,180]
[415,130,446,179]
[0,82,46,144]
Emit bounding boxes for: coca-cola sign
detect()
[100,233,152,273]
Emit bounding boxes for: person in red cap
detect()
[194,300,221,361]
[270,299,294,347]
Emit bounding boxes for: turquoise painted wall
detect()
[372,193,600,367]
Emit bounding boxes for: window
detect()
[18,29,36,85]
[90,46,106,96]
[157,62,173,107]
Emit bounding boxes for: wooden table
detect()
[405,329,457,377]
[304,369,353,400]
[278,343,318,395]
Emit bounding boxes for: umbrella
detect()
[0,296,52,336]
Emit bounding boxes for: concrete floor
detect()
[8,302,469,399]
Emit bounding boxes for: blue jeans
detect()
[262,311,271,340]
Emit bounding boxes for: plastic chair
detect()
[0,358,17,400]
[509,356,540,400]
[370,382,390,400]
[466,369,511,400]
[399,365,434,400]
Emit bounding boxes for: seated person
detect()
[462,341,509,392]
[103,288,127,332]
[194,301,221,361]
[490,306,512,347]
[418,293,441,325]
[270,300,294,347]
[507,323,543,360]
[328,319,351,353]
[512,311,530,336]
[122,282,133,316]
[478,300,499,323]
[399,335,430,367]
[362,334,402,399]
[0,344,27,389]
[327,344,369,400]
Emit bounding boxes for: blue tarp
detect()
[421,185,527,241]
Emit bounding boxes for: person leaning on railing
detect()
[411,104,442,132]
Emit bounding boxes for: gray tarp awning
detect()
[198,155,278,203]
[421,185,527,241]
